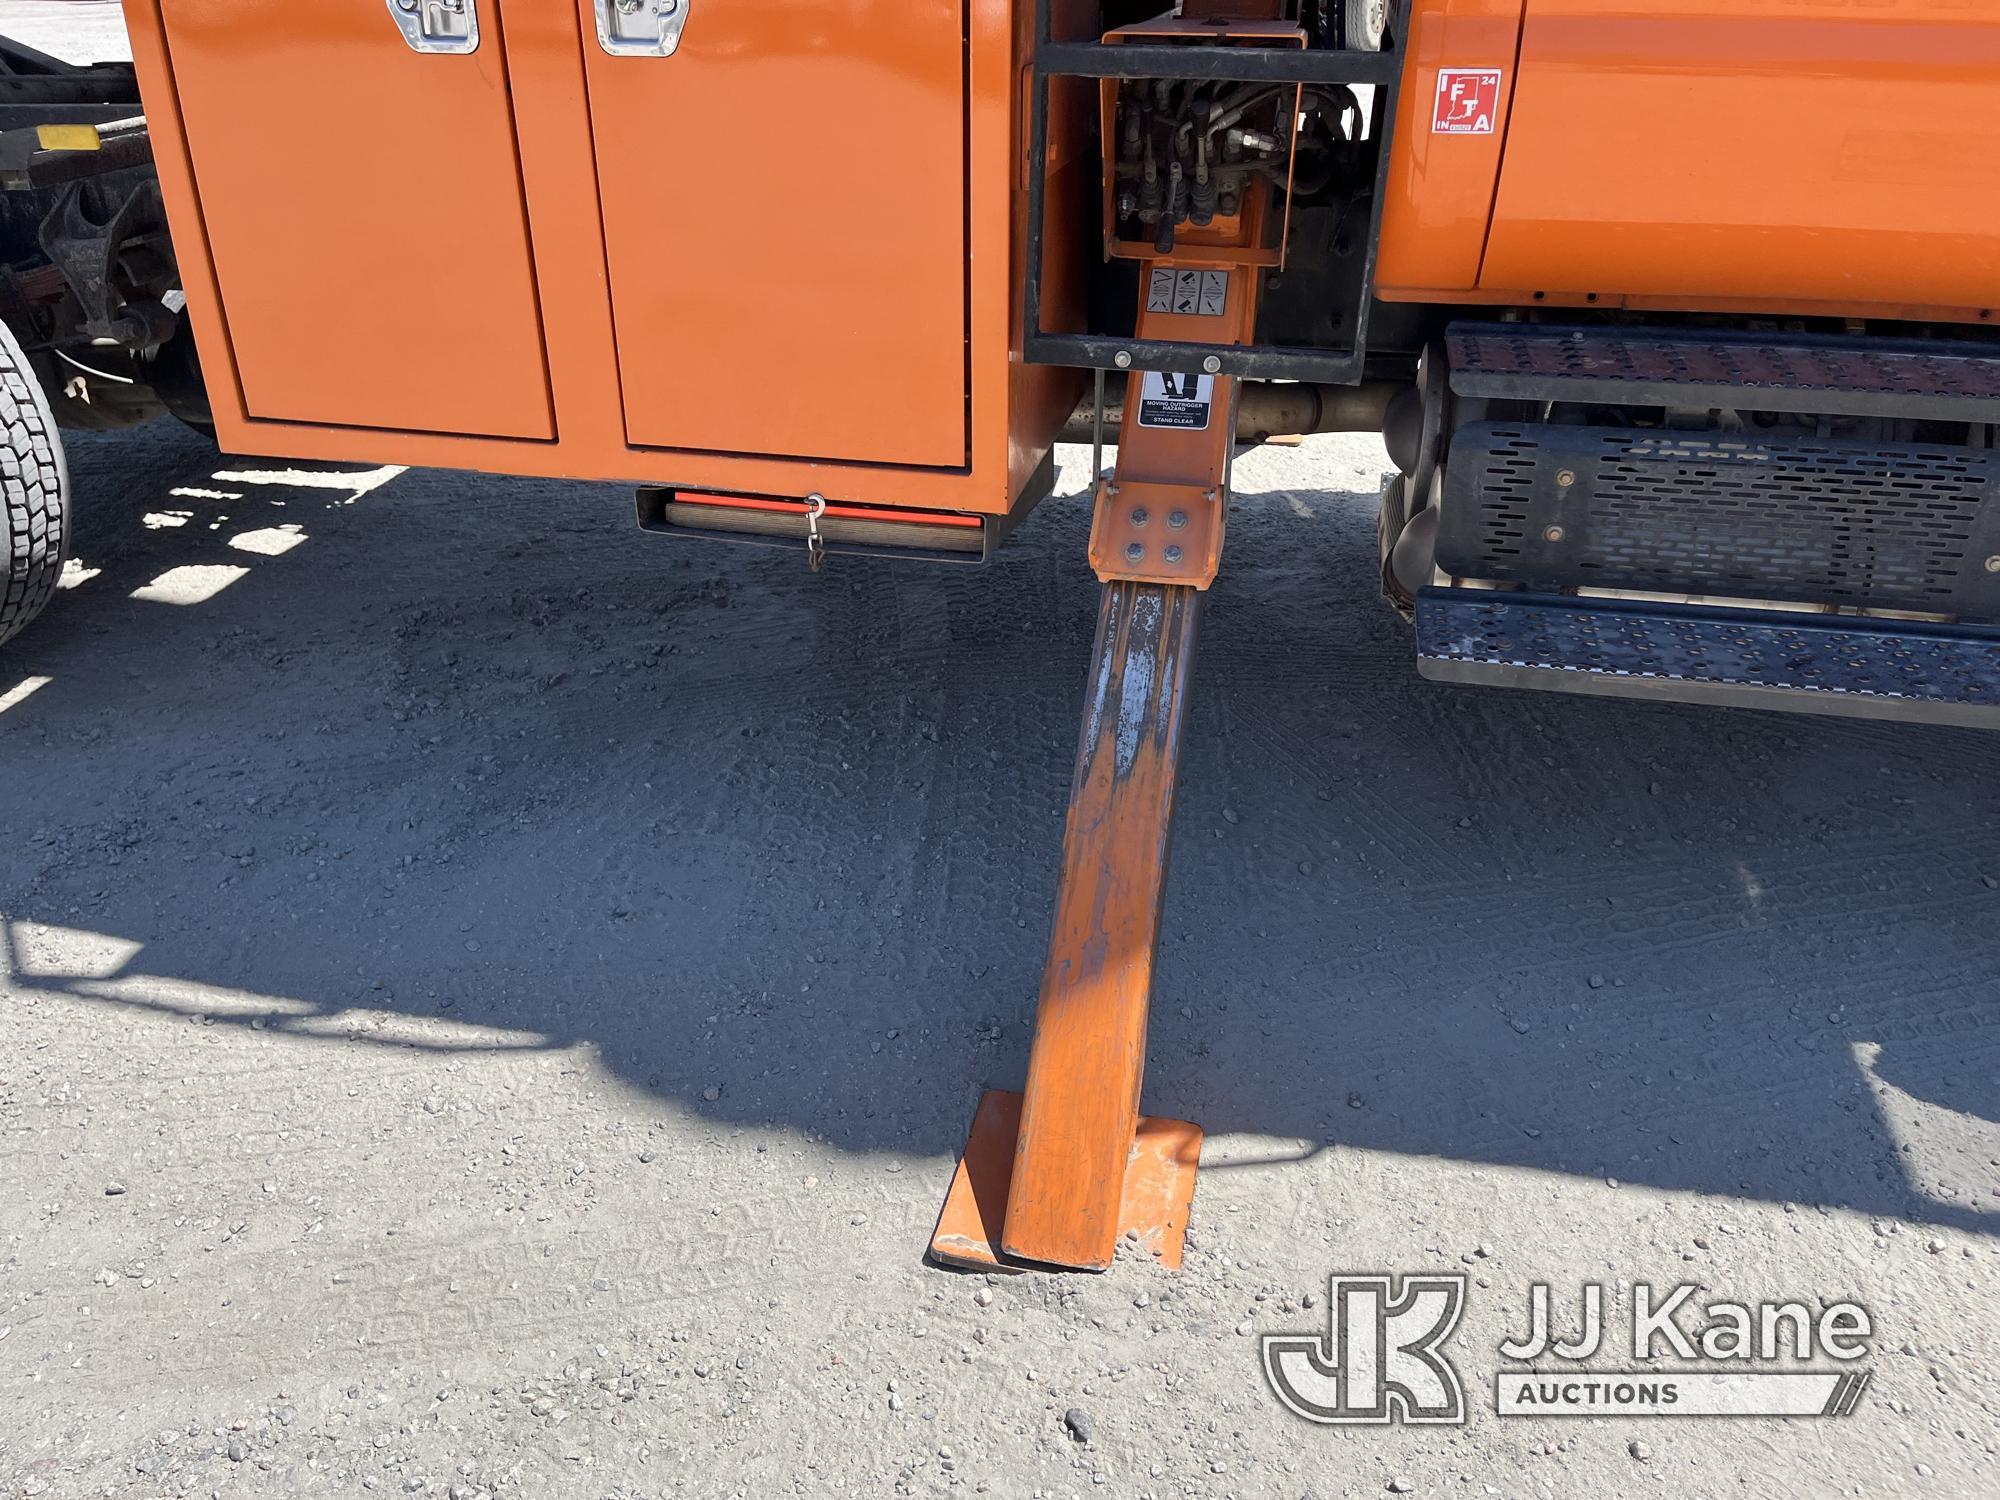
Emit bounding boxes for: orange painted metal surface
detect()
[938,73,1271,1271]
[581,1,968,468]
[1000,579,1203,1272]
[1374,0,1526,300]
[1479,0,2000,319]
[121,0,1079,514]
[149,0,554,438]
[1379,0,2000,323]
[1089,243,1262,589]
[930,1090,1202,1272]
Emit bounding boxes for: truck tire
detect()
[1344,0,1387,50]
[1,319,70,649]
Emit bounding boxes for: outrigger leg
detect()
[932,224,1262,1272]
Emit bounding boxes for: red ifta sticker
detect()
[1432,69,1503,135]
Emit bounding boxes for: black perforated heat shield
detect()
[1435,424,2000,621]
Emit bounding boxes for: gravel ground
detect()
[4,419,1997,1499]
[4,6,1999,1500]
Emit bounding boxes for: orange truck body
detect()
[1378,0,2000,326]
[122,0,1084,516]
[121,0,2000,515]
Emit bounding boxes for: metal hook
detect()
[804,494,828,574]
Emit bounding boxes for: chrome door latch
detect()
[386,0,478,55]
[596,0,691,57]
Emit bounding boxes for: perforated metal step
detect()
[1447,324,2000,423]
[1417,588,2000,729]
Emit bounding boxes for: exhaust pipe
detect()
[1058,380,1397,446]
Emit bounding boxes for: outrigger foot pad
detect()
[929,1090,1203,1273]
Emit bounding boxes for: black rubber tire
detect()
[0,318,71,649]
[1344,0,1387,51]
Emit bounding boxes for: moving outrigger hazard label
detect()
[1137,372,1215,430]
[1146,269,1229,318]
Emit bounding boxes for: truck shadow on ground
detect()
[5,425,1997,1237]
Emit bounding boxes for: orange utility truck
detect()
[3,2,1996,1272]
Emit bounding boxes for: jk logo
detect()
[1261,1274,1468,1426]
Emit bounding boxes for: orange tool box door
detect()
[581,0,969,469]
[157,0,554,439]
[1479,0,2000,312]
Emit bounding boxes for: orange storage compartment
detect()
[583,0,969,468]
[155,0,555,439]
[1478,0,2000,316]
[126,0,1076,513]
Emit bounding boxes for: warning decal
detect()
[1432,68,1503,136]
[1137,371,1214,431]
[1146,269,1230,318]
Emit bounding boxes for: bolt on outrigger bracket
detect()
[931,131,1277,1270]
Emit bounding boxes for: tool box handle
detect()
[594,0,691,58]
